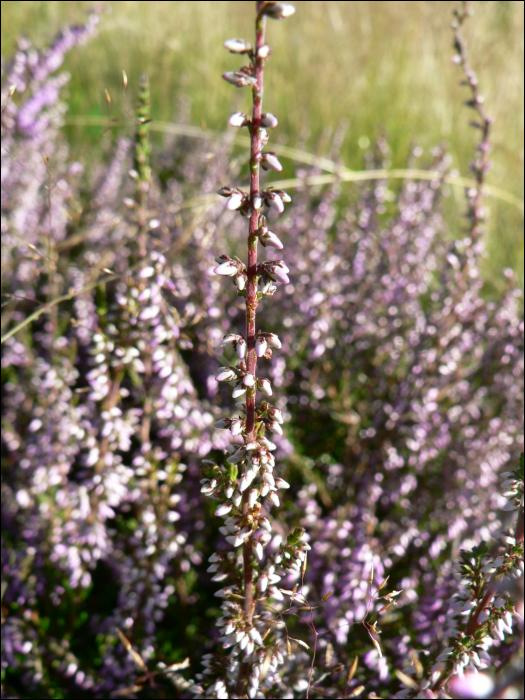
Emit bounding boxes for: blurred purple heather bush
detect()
[1,2,523,699]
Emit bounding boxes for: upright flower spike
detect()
[201,3,302,698]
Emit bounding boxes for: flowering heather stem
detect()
[199,2,300,697]
[241,3,268,628]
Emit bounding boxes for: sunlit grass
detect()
[2,0,523,288]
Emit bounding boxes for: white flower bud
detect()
[231,419,243,436]
[224,38,252,54]
[255,336,268,357]
[235,271,248,290]
[262,471,275,487]
[227,191,245,210]
[260,436,277,450]
[259,229,284,249]
[268,407,284,423]
[262,2,296,20]
[260,152,283,172]
[257,378,272,396]
[260,113,278,129]
[258,519,271,535]
[139,266,155,278]
[243,372,256,386]
[253,542,264,561]
[222,71,257,88]
[257,44,271,59]
[214,419,231,429]
[267,491,280,507]
[236,338,247,359]
[228,112,250,127]
[221,333,242,348]
[265,333,282,349]
[240,468,257,492]
[232,382,247,398]
[257,128,269,148]
[227,447,246,464]
[267,421,283,435]
[215,367,237,382]
[214,260,239,276]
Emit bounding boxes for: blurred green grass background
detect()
[2,0,523,291]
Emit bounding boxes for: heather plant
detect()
[1,2,524,700]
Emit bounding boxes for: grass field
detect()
[2,0,523,290]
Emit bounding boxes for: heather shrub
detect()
[1,2,523,699]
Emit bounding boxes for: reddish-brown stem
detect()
[241,2,267,631]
